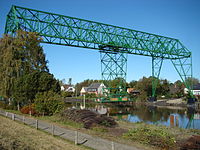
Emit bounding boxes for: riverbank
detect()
[1,108,200,150]
[146,98,187,107]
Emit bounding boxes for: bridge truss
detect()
[5,5,194,102]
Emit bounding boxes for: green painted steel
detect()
[152,57,163,97]
[5,5,191,59]
[4,5,194,100]
[100,50,127,99]
[171,57,193,97]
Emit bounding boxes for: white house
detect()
[80,87,88,96]
[61,84,75,93]
[184,83,200,96]
[80,83,107,96]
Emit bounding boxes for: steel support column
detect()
[100,51,127,101]
[171,56,193,97]
[152,57,163,99]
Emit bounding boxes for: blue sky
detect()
[0,0,200,84]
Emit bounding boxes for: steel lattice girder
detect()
[5,5,191,60]
[4,5,194,98]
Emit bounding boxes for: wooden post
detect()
[83,94,86,109]
[12,113,15,121]
[36,120,38,129]
[23,116,25,124]
[75,131,78,145]
[52,125,54,136]
[5,112,8,117]
[29,110,32,116]
[170,115,174,127]
[175,116,179,127]
[111,141,115,150]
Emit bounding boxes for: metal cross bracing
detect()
[4,5,195,102]
[152,57,163,98]
[100,48,128,102]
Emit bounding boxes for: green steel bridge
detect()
[4,5,194,102]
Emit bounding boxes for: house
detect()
[127,88,140,95]
[80,87,88,95]
[192,83,200,96]
[80,83,107,96]
[184,83,200,97]
[61,84,75,93]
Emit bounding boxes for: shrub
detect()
[20,104,37,115]
[85,93,97,99]
[61,91,74,97]
[0,101,16,110]
[0,101,7,109]
[34,91,64,115]
[123,125,176,149]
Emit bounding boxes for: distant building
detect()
[184,83,200,96]
[80,87,88,95]
[61,84,75,93]
[127,88,140,95]
[80,83,107,96]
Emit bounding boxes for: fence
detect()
[0,110,138,150]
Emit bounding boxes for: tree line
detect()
[73,77,199,101]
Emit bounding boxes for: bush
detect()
[123,125,176,149]
[85,93,97,99]
[61,91,74,98]
[0,101,16,110]
[20,104,37,115]
[34,91,64,115]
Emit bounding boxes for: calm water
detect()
[93,104,200,130]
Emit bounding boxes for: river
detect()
[92,104,200,130]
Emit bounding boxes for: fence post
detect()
[12,113,15,121]
[52,125,54,136]
[23,116,25,124]
[5,112,8,117]
[111,141,115,150]
[29,110,32,116]
[36,120,38,129]
[75,131,78,145]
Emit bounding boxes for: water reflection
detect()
[94,104,200,130]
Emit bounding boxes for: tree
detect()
[173,80,185,98]
[136,76,152,97]
[13,71,60,106]
[185,77,200,87]
[129,80,137,88]
[0,34,16,98]
[0,30,48,99]
[34,91,64,115]
[159,79,170,96]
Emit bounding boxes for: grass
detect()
[0,115,89,150]
[1,108,200,150]
[123,124,176,149]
